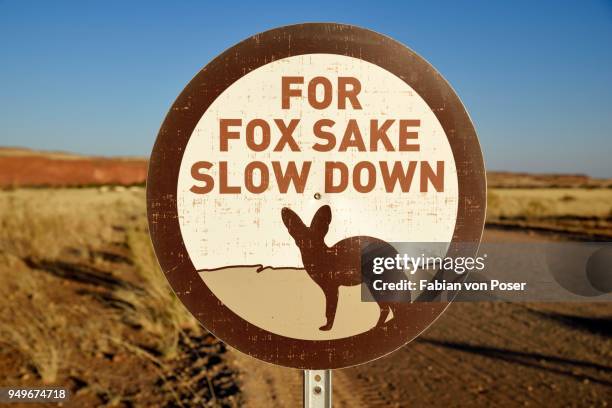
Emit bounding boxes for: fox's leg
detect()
[375,304,391,328]
[319,286,339,331]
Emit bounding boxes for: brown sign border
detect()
[147,23,486,369]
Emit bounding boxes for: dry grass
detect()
[119,227,197,358]
[0,187,196,388]
[0,188,137,259]
[487,188,612,237]
[0,253,64,383]
[487,188,612,219]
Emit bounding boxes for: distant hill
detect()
[0,147,147,187]
[487,171,612,188]
[0,147,609,188]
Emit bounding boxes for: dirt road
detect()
[229,228,612,407]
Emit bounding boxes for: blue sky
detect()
[1,1,611,176]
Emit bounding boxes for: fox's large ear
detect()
[310,205,331,238]
[281,207,307,238]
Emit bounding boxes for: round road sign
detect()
[147,23,486,369]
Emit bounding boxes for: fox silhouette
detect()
[281,205,404,331]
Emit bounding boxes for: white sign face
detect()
[176,54,458,340]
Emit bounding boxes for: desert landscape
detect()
[0,148,610,406]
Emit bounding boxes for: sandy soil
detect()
[0,148,147,187]
[230,228,612,407]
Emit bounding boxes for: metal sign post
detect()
[304,370,332,408]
